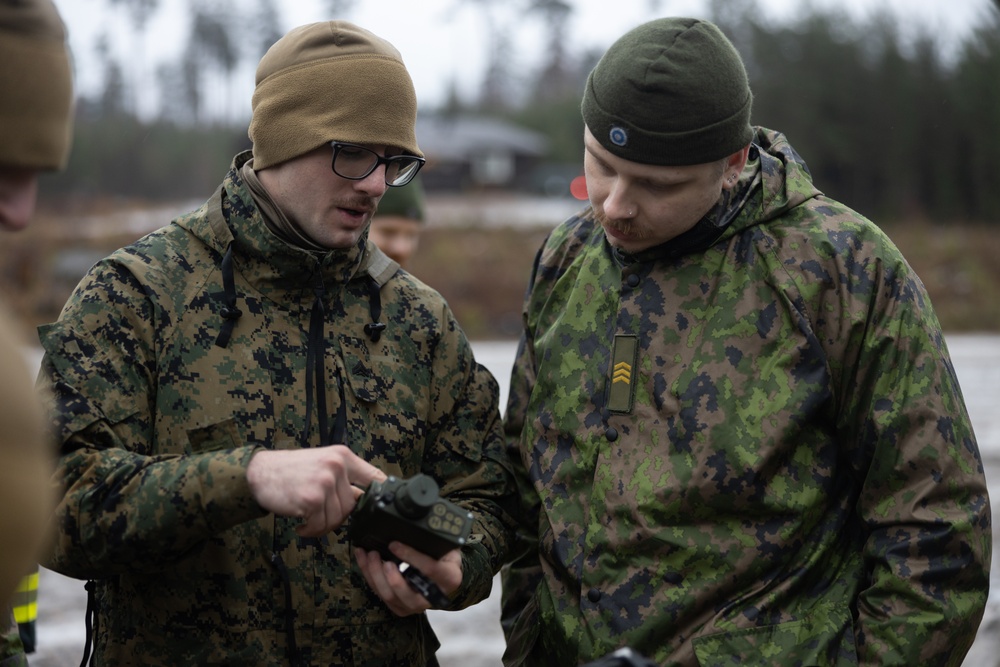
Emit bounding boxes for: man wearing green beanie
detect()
[36,20,516,666]
[500,16,989,666]
[369,175,426,268]
[0,0,74,664]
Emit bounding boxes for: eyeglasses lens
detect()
[332,143,422,186]
[334,145,377,179]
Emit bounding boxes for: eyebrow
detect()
[593,152,686,188]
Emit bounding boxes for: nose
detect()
[602,178,635,220]
[356,164,389,198]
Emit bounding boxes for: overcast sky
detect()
[51,0,996,120]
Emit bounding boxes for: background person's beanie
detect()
[581,17,753,166]
[376,175,425,222]
[249,21,422,170]
[0,0,74,170]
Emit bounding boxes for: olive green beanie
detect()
[0,0,74,170]
[581,17,753,166]
[376,176,425,222]
[249,21,422,170]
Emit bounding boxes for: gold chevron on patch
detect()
[612,362,632,384]
[608,334,638,414]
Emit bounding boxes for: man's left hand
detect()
[354,543,462,616]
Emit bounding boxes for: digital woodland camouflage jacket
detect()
[37,152,516,666]
[500,128,991,666]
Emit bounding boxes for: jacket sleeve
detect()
[815,229,992,665]
[37,259,267,580]
[420,302,519,610]
[498,242,547,640]
[498,332,544,640]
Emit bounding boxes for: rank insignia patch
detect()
[608,334,638,413]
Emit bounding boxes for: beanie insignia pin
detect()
[609,126,629,147]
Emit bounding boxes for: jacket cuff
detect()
[444,541,493,610]
[199,446,269,532]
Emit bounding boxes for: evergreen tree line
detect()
[41,0,1000,224]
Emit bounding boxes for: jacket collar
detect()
[180,151,376,304]
[614,127,821,265]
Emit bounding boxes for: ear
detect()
[722,144,752,190]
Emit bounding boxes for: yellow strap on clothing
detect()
[12,572,38,624]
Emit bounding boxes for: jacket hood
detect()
[750,127,820,219]
[716,126,821,241]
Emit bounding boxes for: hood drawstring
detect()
[302,279,350,448]
[78,580,97,667]
[332,383,347,445]
[363,275,386,342]
[270,551,303,667]
[303,281,330,447]
[215,242,243,348]
[302,274,383,447]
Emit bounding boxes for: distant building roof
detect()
[416,114,548,161]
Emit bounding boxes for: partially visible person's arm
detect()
[0,313,51,607]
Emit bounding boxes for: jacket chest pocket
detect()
[186,417,243,454]
[339,334,429,469]
[157,346,277,455]
[340,335,384,403]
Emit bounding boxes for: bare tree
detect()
[527,0,575,103]
[95,32,127,117]
[107,0,160,115]
[155,53,201,124]
[321,0,358,17]
[479,26,518,110]
[189,1,239,123]
[247,0,285,61]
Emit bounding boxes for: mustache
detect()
[597,210,644,235]
[595,209,625,228]
[342,196,378,214]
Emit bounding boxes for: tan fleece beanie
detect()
[0,0,74,170]
[249,21,422,170]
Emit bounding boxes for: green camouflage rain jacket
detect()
[500,128,991,666]
[37,152,516,666]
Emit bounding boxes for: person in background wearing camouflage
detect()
[369,174,427,269]
[500,17,991,667]
[0,0,74,664]
[37,20,516,666]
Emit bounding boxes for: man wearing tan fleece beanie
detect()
[37,20,515,666]
[0,0,73,229]
[0,0,74,664]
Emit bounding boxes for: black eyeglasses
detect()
[329,142,425,187]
